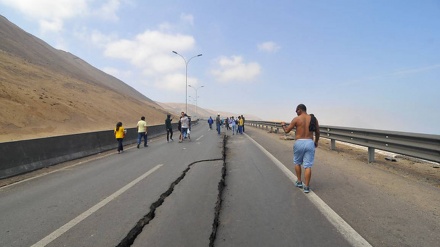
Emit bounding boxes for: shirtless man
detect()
[281,104,320,193]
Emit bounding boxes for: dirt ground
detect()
[275,131,440,188]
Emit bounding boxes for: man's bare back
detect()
[281,105,320,147]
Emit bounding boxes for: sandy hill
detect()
[0,15,172,143]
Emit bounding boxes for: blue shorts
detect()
[293,139,315,168]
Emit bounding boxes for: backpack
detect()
[309,114,317,131]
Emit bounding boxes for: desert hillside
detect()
[0,15,171,142]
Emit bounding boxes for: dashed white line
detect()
[245,133,372,247]
[30,164,163,247]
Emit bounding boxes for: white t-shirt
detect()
[181,116,189,128]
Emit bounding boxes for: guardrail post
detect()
[368,147,375,163]
[331,139,336,150]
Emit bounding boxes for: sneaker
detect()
[295,181,303,188]
[303,186,310,193]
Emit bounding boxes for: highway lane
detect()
[0,123,224,247]
[1,122,379,247]
[243,125,440,247]
[214,133,353,247]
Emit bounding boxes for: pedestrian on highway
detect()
[178,114,182,140]
[114,122,126,154]
[180,112,189,143]
[281,104,320,193]
[235,117,239,134]
[215,114,221,135]
[187,115,192,141]
[137,116,148,148]
[230,116,236,135]
[225,117,230,130]
[165,114,173,142]
[238,116,244,134]
[208,116,214,130]
[241,115,246,132]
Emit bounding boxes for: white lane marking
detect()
[1,146,138,190]
[30,164,163,247]
[244,134,372,247]
[196,135,204,141]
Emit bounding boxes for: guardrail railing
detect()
[246,120,440,163]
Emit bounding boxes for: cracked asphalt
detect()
[1,122,438,247]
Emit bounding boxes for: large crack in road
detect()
[116,135,228,247]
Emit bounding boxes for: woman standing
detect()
[114,122,125,153]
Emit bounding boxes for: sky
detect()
[1,0,439,135]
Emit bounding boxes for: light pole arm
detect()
[172,51,202,114]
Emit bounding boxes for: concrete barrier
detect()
[0,122,182,179]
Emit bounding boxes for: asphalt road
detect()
[1,122,439,247]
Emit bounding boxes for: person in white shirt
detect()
[179,112,189,143]
[137,116,148,148]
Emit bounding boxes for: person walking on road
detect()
[165,114,173,142]
[238,116,244,134]
[215,114,221,135]
[281,104,320,193]
[114,122,126,153]
[187,115,192,141]
[180,112,189,143]
[230,116,236,135]
[137,116,148,148]
[208,116,214,130]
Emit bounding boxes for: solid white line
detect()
[1,152,117,190]
[196,135,204,141]
[30,164,163,247]
[244,133,372,247]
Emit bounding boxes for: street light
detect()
[188,96,197,116]
[188,85,204,118]
[172,51,202,113]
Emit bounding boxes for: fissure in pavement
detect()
[116,135,228,247]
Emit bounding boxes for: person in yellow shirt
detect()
[114,122,125,153]
[238,116,244,134]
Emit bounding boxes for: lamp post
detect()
[188,96,197,116]
[172,51,202,113]
[188,85,204,118]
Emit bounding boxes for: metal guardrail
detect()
[246,120,440,163]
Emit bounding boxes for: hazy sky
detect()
[1,0,439,134]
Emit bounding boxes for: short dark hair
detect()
[141,116,145,120]
[297,104,307,112]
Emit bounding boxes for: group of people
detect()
[176,112,192,143]
[115,104,320,194]
[208,114,245,135]
[205,104,320,194]
[114,112,193,153]
[113,116,149,153]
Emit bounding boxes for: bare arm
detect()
[281,118,296,133]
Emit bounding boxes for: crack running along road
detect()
[116,136,228,247]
